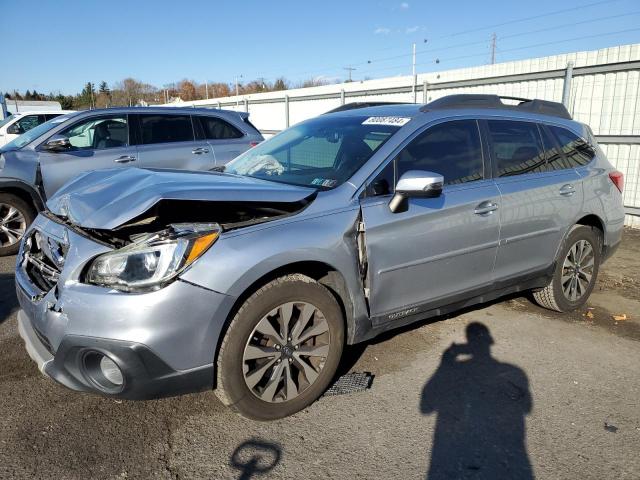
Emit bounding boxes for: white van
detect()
[0,110,74,147]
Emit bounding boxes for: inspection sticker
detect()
[362,116,411,127]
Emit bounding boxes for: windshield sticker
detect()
[312,178,338,188]
[362,116,410,127]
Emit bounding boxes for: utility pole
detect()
[490,32,497,65]
[412,42,417,103]
[235,75,242,106]
[412,42,416,76]
[205,81,209,99]
[344,66,356,82]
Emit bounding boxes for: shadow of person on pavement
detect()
[420,322,533,480]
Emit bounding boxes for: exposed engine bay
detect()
[46,196,315,249]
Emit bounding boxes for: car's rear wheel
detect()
[0,193,35,256]
[533,225,601,312]
[216,274,344,420]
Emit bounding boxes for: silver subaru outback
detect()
[16,95,625,420]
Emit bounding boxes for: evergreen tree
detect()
[98,81,110,96]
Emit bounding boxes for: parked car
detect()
[15,95,624,420]
[0,107,263,255]
[0,110,74,147]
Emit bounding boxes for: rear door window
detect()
[549,126,595,167]
[196,116,243,140]
[139,114,194,145]
[396,120,484,186]
[487,120,546,177]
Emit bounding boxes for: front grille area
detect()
[23,231,65,293]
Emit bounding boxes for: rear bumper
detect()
[18,310,214,400]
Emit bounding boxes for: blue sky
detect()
[2,0,639,95]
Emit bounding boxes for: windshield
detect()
[0,114,17,129]
[224,115,405,189]
[2,114,72,151]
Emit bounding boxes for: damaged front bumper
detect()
[15,214,237,399]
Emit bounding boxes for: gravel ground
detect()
[0,229,639,479]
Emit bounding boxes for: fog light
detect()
[99,356,124,386]
[82,351,125,393]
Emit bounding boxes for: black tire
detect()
[533,225,601,312]
[215,274,344,420]
[0,193,36,257]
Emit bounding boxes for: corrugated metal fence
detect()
[169,44,640,226]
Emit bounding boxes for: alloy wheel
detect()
[0,203,27,248]
[561,239,595,302]
[242,301,331,403]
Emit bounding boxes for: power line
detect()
[358,27,640,76]
[358,10,640,69]
[252,0,626,81]
[439,0,623,38]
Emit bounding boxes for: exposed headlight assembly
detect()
[86,223,220,292]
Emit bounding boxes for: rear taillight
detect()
[249,141,260,148]
[609,171,624,193]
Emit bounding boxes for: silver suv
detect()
[0,107,263,255]
[16,95,624,420]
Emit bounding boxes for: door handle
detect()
[114,155,136,163]
[559,184,576,196]
[192,147,210,155]
[474,201,499,215]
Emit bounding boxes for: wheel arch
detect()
[0,179,45,211]
[211,260,355,388]
[575,213,605,252]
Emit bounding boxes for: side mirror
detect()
[6,124,21,135]
[42,135,72,152]
[389,170,444,213]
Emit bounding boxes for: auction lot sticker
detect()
[362,116,411,126]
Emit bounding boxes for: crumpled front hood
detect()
[47,167,315,230]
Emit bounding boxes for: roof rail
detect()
[325,101,411,114]
[420,94,572,120]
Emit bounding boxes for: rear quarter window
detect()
[196,116,243,140]
[549,126,595,168]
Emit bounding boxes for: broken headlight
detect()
[85,223,220,291]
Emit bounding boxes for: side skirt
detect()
[352,265,554,344]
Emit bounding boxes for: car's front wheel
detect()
[533,225,601,312]
[215,274,344,420]
[0,193,35,256]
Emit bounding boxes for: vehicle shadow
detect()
[420,322,534,479]
[0,272,18,325]
[229,438,283,480]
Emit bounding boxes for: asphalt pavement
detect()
[1,230,639,479]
